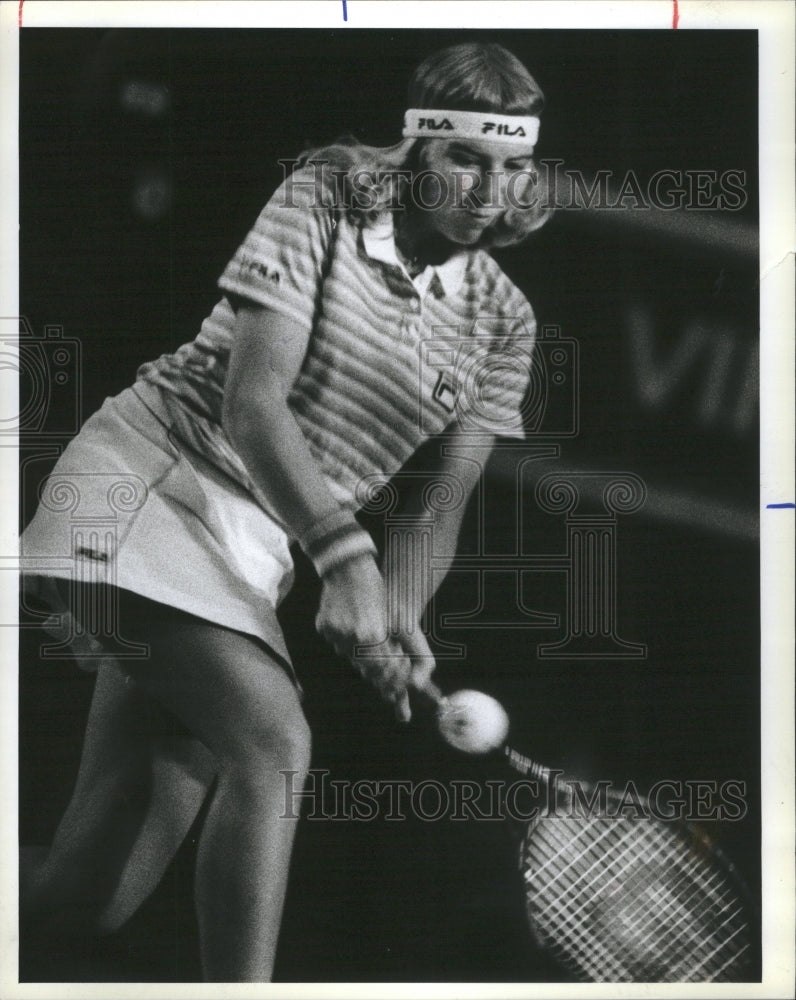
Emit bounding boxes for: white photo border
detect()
[1,2,793,998]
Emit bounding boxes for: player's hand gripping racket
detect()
[412,678,757,983]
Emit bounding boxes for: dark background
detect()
[18,29,759,982]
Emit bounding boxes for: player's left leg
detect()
[21,659,216,936]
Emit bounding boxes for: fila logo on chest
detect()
[433,371,458,412]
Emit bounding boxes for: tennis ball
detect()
[436,689,509,754]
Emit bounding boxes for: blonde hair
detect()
[296,42,552,247]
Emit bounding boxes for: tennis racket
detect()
[415,680,758,983]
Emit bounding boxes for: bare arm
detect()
[222,302,424,716]
[222,302,338,535]
[381,430,497,688]
[418,431,496,594]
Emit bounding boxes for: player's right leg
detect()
[117,611,312,982]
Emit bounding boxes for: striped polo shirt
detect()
[136,165,537,523]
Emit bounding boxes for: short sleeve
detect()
[453,303,537,439]
[218,166,335,333]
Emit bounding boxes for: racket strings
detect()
[595,825,747,979]
[524,824,748,974]
[533,821,673,979]
[536,823,748,982]
[651,835,750,980]
[526,819,645,979]
[588,824,733,957]
[526,824,679,981]
[523,810,752,982]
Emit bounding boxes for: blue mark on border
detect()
[342,0,347,20]
[766,502,795,509]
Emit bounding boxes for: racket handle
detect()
[504,745,555,785]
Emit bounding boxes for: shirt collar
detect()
[361,215,468,297]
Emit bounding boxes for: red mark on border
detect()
[672,0,679,29]
[19,0,24,28]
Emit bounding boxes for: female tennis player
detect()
[20,41,549,981]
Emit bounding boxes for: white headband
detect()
[402,108,540,147]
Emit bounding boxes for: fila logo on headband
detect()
[416,118,526,137]
[403,109,540,146]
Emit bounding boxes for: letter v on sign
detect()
[626,303,707,409]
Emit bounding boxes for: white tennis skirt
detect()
[20,381,298,680]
